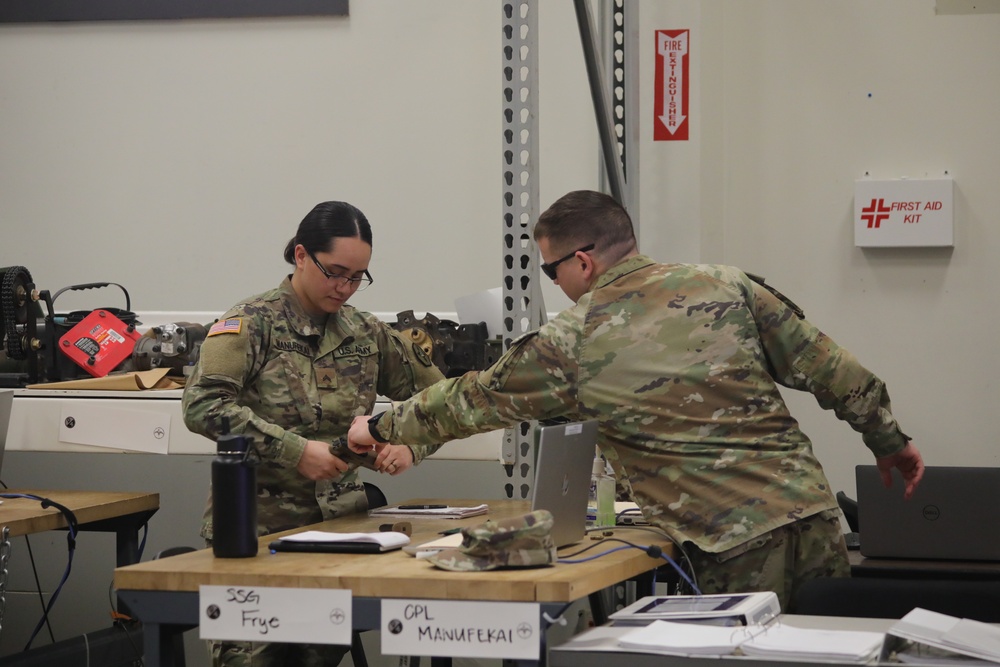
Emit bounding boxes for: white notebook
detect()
[617,619,884,662]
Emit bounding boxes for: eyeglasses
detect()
[539,244,595,281]
[308,251,373,290]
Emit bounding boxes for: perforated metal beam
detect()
[500,1,541,500]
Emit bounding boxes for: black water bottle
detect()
[212,421,258,558]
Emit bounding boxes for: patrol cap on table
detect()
[426,509,557,572]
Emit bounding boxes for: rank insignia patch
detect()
[412,343,434,367]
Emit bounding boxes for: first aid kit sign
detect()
[854,177,953,247]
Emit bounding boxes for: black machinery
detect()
[0,265,208,388]
[1,265,500,388]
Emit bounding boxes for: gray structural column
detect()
[604,0,640,241]
[500,1,541,500]
[578,0,640,243]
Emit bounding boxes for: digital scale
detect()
[609,592,781,627]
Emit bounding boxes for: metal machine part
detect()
[131,322,208,375]
[57,308,141,378]
[0,266,40,361]
[0,272,151,387]
[0,266,42,386]
[43,282,140,383]
[391,310,502,379]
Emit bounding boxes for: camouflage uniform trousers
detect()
[685,509,850,610]
[210,640,349,667]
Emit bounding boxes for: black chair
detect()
[790,576,1000,622]
[154,545,197,560]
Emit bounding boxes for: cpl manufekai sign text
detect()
[380,599,539,660]
[854,178,954,247]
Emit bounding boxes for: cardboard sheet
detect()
[27,368,183,391]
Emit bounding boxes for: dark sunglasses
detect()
[540,244,595,281]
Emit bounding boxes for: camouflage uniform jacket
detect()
[183,277,443,540]
[380,256,909,554]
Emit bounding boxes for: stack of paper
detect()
[617,620,757,656]
[277,531,410,548]
[616,619,884,661]
[369,504,489,519]
[740,624,885,662]
[269,530,410,553]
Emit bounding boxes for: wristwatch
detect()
[367,413,389,444]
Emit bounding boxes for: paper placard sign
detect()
[59,403,171,454]
[381,599,540,660]
[199,586,352,645]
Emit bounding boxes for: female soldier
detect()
[182,200,443,666]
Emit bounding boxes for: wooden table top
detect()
[115,499,673,604]
[0,488,160,537]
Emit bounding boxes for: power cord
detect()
[0,479,58,645]
[600,523,703,595]
[21,530,57,644]
[0,491,79,651]
[107,581,145,667]
[569,529,702,595]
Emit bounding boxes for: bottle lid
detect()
[217,433,249,455]
[592,456,605,476]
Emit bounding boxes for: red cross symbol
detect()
[861,198,891,228]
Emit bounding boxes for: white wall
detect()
[0,4,596,663]
[630,0,1000,501]
[721,1,1000,499]
[0,2,598,316]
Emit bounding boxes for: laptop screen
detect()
[856,464,1000,561]
[530,420,598,548]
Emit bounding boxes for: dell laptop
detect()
[857,464,1000,561]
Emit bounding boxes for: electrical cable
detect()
[22,531,57,643]
[105,580,145,666]
[113,618,145,667]
[0,479,58,643]
[562,536,657,564]
[604,523,701,593]
[0,491,79,651]
[559,537,701,593]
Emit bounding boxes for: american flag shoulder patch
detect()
[208,318,243,337]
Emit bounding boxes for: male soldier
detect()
[349,189,924,609]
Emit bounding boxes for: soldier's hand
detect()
[875,440,925,500]
[297,439,350,481]
[348,415,377,453]
[374,444,414,476]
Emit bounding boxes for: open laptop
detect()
[530,420,598,547]
[405,420,597,556]
[857,464,1000,561]
[0,390,11,481]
